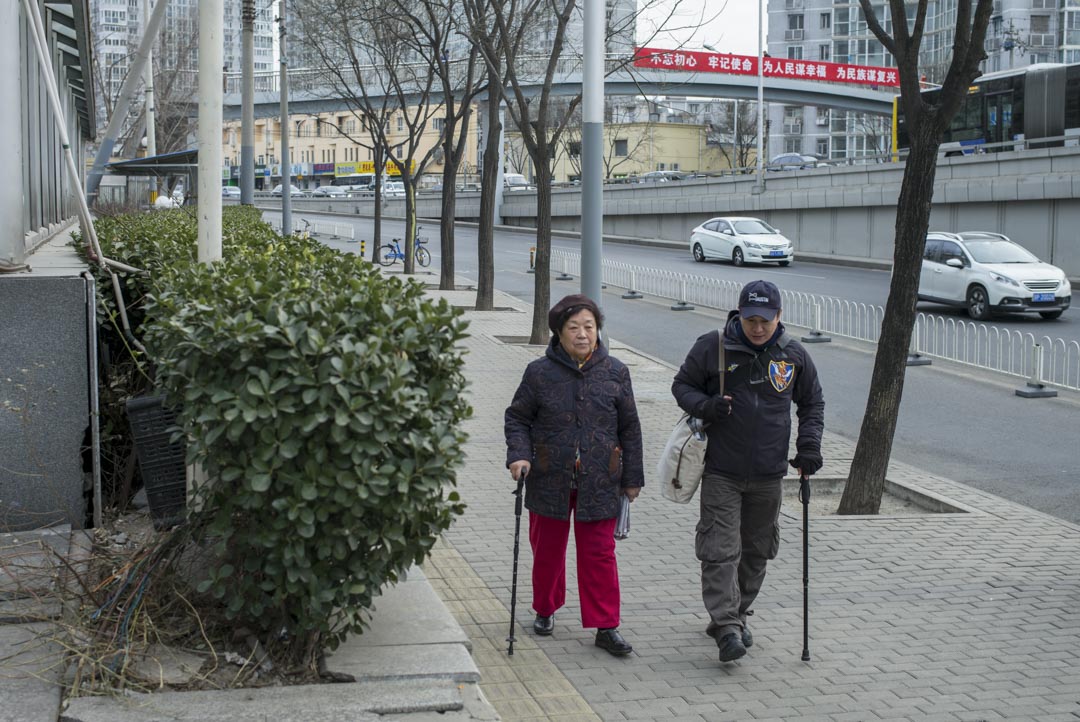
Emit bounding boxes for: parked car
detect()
[639,170,689,182]
[919,231,1071,320]
[381,181,406,198]
[311,185,346,197]
[221,185,241,198]
[767,153,822,171]
[270,184,304,197]
[690,216,794,267]
[503,173,533,191]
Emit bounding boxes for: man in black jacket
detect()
[672,280,824,663]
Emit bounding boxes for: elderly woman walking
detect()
[505,294,644,656]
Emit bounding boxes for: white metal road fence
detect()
[551,249,1080,392]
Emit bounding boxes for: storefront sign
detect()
[334,160,417,177]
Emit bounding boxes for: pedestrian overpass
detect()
[217,56,896,119]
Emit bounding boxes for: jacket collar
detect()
[723,309,791,354]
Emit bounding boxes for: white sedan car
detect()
[690,217,795,266]
[919,232,1071,320]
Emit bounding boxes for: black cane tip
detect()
[801,651,810,662]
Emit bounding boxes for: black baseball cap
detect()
[738,280,782,321]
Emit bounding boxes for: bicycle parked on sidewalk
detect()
[378,226,431,268]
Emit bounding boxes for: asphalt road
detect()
[263,210,1080,524]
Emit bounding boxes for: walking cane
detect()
[507,469,527,655]
[799,472,811,662]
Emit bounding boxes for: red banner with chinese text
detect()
[633,47,899,87]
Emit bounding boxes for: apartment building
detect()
[221,108,479,190]
[766,0,1080,163]
[89,0,274,139]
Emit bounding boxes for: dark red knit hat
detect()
[548,294,603,335]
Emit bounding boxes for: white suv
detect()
[919,232,1072,320]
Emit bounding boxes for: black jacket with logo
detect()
[671,311,825,481]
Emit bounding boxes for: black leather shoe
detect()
[717,632,747,662]
[595,628,633,656]
[533,614,554,636]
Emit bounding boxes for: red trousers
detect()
[529,492,620,629]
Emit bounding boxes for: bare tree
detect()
[298,0,446,274]
[837,0,993,514]
[503,132,531,177]
[461,0,508,311]
[367,0,486,289]
[707,100,758,172]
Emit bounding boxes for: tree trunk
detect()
[372,156,383,264]
[403,176,415,275]
[475,99,500,311]
[529,159,553,345]
[837,119,942,515]
[439,133,457,291]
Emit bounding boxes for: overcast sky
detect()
[637,0,763,57]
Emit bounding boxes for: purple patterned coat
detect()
[505,339,644,522]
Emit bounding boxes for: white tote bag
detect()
[658,331,723,504]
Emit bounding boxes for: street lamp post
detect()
[755,0,765,193]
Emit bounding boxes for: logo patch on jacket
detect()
[768,360,795,392]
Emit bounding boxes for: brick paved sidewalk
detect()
[416,280,1080,722]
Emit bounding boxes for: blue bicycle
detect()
[377,227,431,267]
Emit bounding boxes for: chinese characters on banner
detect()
[633,47,899,87]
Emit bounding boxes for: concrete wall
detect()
[0,271,90,531]
[498,147,1080,278]
[271,147,1080,277]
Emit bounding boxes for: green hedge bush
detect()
[88,207,470,656]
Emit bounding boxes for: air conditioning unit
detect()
[785,29,804,41]
[816,117,829,126]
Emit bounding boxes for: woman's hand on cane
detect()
[509,460,530,480]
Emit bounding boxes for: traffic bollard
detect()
[621,272,643,299]
[801,302,831,343]
[671,279,694,311]
[1015,343,1058,398]
[905,323,931,366]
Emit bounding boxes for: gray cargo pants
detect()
[696,471,783,641]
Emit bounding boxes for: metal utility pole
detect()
[142,0,157,203]
[241,0,255,204]
[755,0,766,193]
[278,0,292,235]
[85,0,169,201]
[198,0,223,262]
[580,0,603,305]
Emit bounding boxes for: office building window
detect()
[789,14,803,30]
[784,137,801,153]
[788,45,804,59]
[397,116,404,131]
[819,44,830,61]
[816,137,829,157]
[614,139,628,156]
[820,12,830,29]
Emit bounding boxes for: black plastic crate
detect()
[126,395,187,530]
